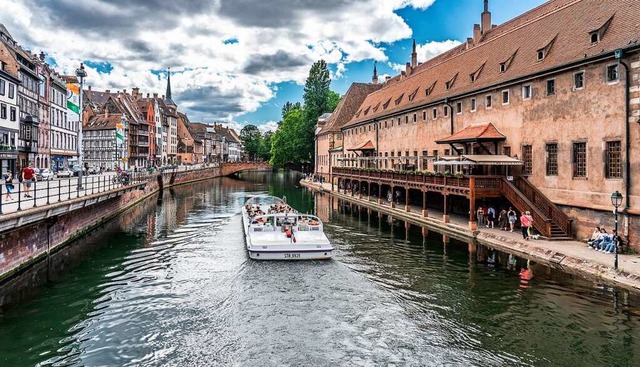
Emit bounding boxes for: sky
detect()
[1,0,546,133]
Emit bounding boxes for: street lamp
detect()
[611,190,623,270]
[220,136,226,163]
[75,63,87,189]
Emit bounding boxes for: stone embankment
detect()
[0,163,267,283]
[301,180,640,293]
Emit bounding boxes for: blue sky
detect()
[1,0,546,132]
[235,0,546,128]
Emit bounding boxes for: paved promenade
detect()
[301,179,640,292]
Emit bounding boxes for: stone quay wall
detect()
[0,166,222,283]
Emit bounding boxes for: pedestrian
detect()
[4,171,14,200]
[507,207,517,232]
[21,162,35,198]
[520,211,532,240]
[476,206,485,227]
[487,206,496,228]
[498,209,508,230]
[525,211,534,238]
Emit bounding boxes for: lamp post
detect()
[220,136,226,163]
[75,63,87,189]
[611,190,623,270]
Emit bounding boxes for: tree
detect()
[240,124,261,160]
[258,131,273,161]
[327,90,341,113]
[303,60,331,125]
[282,101,301,118]
[270,106,304,167]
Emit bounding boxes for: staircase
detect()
[500,177,573,239]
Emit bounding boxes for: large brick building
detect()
[317,0,640,249]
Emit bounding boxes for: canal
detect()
[1,171,639,366]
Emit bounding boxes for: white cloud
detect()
[0,0,444,125]
[416,40,462,62]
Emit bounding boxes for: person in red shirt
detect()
[21,162,35,198]
[519,211,533,240]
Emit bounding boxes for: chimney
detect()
[123,89,127,95]
[162,95,165,99]
[88,85,92,91]
[385,76,391,83]
[465,37,473,50]
[153,93,158,98]
[411,39,417,68]
[104,108,109,118]
[481,0,491,35]
[473,24,481,44]
[39,51,45,61]
[405,62,411,75]
[132,87,139,99]
[147,93,150,98]
[105,89,111,94]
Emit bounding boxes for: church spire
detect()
[372,61,378,85]
[165,67,176,106]
[411,38,417,68]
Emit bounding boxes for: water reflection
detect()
[0,172,639,366]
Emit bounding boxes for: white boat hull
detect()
[242,195,334,261]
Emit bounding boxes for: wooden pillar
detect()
[367,182,371,201]
[468,177,477,230]
[422,190,428,217]
[405,187,410,212]
[378,183,383,204]
[390,185,396,208]
[442,194,450,223]
[358,180,363,199]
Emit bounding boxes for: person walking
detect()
[21,162,35,198]
[507,207,517,232]
[520,211,532,240]
[4,171,14,200]
[487,206,496,228]
[498,209,508,230]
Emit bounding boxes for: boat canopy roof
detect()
[244,195,287,206]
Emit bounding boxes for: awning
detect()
[348,140,375,151]
[435,123,507,144]
[433,154,522,166]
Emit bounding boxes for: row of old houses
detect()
[0,22,242,175]
[314,0,640,249]
[0,23,79,175]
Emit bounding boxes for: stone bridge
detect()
[220,162,272,176]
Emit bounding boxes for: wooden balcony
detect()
[332,167,501,198]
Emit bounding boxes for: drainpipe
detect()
[444,97,454,135]
[615,49,630,244]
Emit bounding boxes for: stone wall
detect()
[0,166,224,282]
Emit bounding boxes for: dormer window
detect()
[590,32,599,44]
[470,74,476,82]
[500,63,506,73]
[425,81,436,96]
[537,49,545,61]
[469,62,485,83]
[589,14,614,46]
[394,93,404,106]
[500,49,518,73]
[445,81,451,90]
[537,34,557,62]
[445,73,458,91]
[408,87,419,102]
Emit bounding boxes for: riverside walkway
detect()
[301,179,640,292]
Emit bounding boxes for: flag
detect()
[66,83,80,114]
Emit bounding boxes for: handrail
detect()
[513,177,572,237]
[500,178,553,237]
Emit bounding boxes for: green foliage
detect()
[282,102,301,118]
[258,131,273,161]
[240,124,261,160]
[270,106,305,167]
[327,90,341,113]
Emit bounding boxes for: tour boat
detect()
[242,195,334,260]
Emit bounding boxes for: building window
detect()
[522,145,533,175]
[502,90,509,105]
[0,80,4,95]
[537,50,545,61]
[545,143,558,176]
[522,84,532,100]
[0,103,5,119]
[606,64,619,82]
[10,107,16,121]
[8,83,14,99]
[499,63,506,73]
[405,115,408,124]
[456,102,462,114]
[574,71,585,89]
[432,108,437,119]
[605,141,622,179]
[413,113,417,123]
[590,32,599,44]
[485,95,492,108]
[572,142,587,178]
[546,79,555,96]
[443,105,449,117]
[422,110,426,121]
[470,98,476,112]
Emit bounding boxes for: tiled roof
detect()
[318,82,382,134]
[84,113,122,131]
[348,140,375,151]
[435,123,506,144]
[344,0,640,128]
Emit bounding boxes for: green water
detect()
[1,171,639,366]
